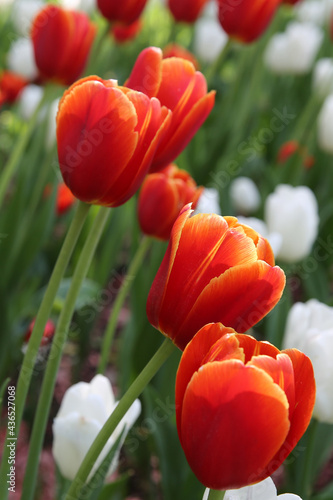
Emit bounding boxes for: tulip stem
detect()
[208,490,226,499]
[0,90,50,208]
[20,205,111,500]
[206,39,233,87]
[0,200,90,500]
[98,235,152,374]
[65,337,177,500]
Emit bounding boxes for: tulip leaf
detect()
[0,378,10,410]
[95,474,129,500]
[77,427,126,500]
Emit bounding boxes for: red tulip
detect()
[125,47,215,171]
[31,5,96,86]
[277,140,315,169]
[56,183,76,215]
[176,323,315,489]
[24,319,55,347]
[217,0,282,43]
[56,76,171,207]
[163,44,199,70]
[147,204,285,350]
[167,0,210,23]
[138,164,203,240]
[97,0,148,24]
[112,19,142,43]
[0,71,28,107]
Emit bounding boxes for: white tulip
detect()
[7,38,38,81]
[318,94,333,154]
[194,17,228,64]
[264,185,319,263]
[203,477,302,500]
[294,0,327,26]
[45,98,60,150]
[194,187,221,215]
[313,58,333,97]
[264,22,323,74]
[236,216,282,257]
[59,0,96,13]
[283,299,333,424]
[17,84,44,121]
[11,0,44,36]
[230,177,261,215]
[52,374,141,481]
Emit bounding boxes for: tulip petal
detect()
[151,90,215,171]
[57,81,138,203]
[180,360,290,489]
[125,46,162,98]
[175,324,238,435]
[262,348,315,480]
[175,261,285,349]
[146,204,193,330]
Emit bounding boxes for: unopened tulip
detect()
[97,0,148,24]
[194,16,228,64]
[7,38,39,81]
[0,71,27,107]
[31,5,96,85]
[277,141,314,169]
[283,299,333,424]
[167,0,210,23]
[112,19,142,43]
[194,187,221,215]
[230,176,261,215]
[17,84,44,121]
[56,76,171,206]
[265,184,319,263]
[24,318,55,347]
[147,204,285,350]
[318,94,333,154]
[313,58,333,97]
[217,0,281,43]
[56,183,76,215]
[203,476,302,499]
[126,47,215,171]
[163,44,199,69]
[138,164,203,240]
[176,323,315,489]
[264,22,323,74]
[53,375,141,480]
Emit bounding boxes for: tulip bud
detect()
[204,476,303,499]
[138,164,203,240]
[0,71,27,108]
[318,94,333,154]
[167,0,210,23]
[264,22,323,75]
[7,38,39,81]
[230,176,260,215]
[313,58,333,97]
[52,375,141,480]
[264,184,319,263]
[283,299,333,424]
[194,187,221,215]
[194,16,228,64]
[97,0,148,24]
[277,140,315,169]
[56,75,171,207]
[31,5,96,85]
[147,204,285,350]
[56,183,76,215]
[176,323,315,489]
[217,0,281,43]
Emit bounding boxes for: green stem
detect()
[98,235,152,373]
[21,206,110,500]
[297,419,319,500]
[85,21,111,76]
[65,337,176,500]
[208,489,226,500]
[206,39,233,87]
[0,200,90,500]
[0,91,49,208]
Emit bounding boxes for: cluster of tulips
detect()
[1,0,333,499]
